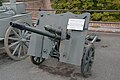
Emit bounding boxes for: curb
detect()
[88,27,120,33]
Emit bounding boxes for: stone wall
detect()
[24,0,41,20]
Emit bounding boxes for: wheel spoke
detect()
[11,29,20,38]
[8,37,19,41]
[26,41,30,46]
[24,31,29,36]
[90,57,94,63]
[25,40,30,42]
[89,49,94,62]
[36,57,39,62]
[9,41,19,48]
[23,41,29,48]
[26,34,31,38]
[89,50,94,57]
[22,44,26,55]
[85,59,89,64]
[12,44,20,55]
[38,57,42,62]
[84,62,89,73]
[18,45,22,57]
[86,53,89,59]
[21,30,25,36]
[34,57,37,61]
[18,30,23,38]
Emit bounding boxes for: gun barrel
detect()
[44,25,61,35]
[10,22,61,40]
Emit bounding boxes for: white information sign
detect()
[67,19,85,30]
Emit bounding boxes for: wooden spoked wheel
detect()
[4,24,31,60]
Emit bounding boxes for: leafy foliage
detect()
[0,0,2,6]
[52,0,120,22]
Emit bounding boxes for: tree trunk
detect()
[40,0,55,13]
[40,0,52,9]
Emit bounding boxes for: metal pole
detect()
[39,9,120,12]
[91,36,98,44]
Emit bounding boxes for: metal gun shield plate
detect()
[28,11,90,66]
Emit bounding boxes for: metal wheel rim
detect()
[33,56,43,63]
[81,44,95,77]
[31,56,45,65]
[83,48,94,74]
[4,26,31,60]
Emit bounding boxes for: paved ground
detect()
[0,32,120,80]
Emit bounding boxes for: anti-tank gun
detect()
[10,22,71,59]
[10,11,100,78]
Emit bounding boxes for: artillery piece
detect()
[10,11,100,77]
[0,0,32,60]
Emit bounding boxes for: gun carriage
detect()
[10,11,100,77]
[0,0,32,60]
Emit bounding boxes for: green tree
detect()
[52,0,120,22]
[0,0,2,6]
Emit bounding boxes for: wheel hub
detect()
[21,38,27,42]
